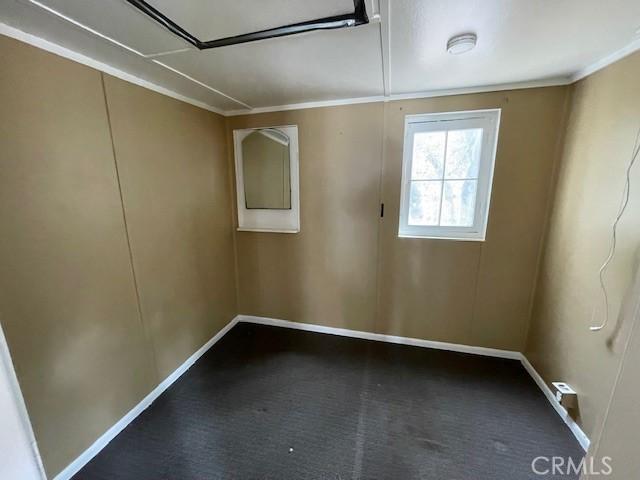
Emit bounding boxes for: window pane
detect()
[444,128,483,179]
[440,180,477,227]
[411,131,445,180]
[408,181,442,226]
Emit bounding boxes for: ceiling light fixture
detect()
[447,33,477,55]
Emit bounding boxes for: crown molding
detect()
[24,0,251,109]
[4,6,640,118]
[571,37,640,82]
[1,18,570,118]
[224,76,571,116]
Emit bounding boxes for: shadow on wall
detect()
[606,246,640,352]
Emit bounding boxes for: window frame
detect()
[233,125,300,233]
[398,109,501,241]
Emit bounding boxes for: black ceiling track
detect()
[125,0,369,50]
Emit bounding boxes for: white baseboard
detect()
[239,315,590,452]
[520,356,590,452]
[53,314,589,479]
[238,315,522,360]
[53,316,239,480]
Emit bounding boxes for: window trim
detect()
[398,109,501,241]
[233,125,300,233]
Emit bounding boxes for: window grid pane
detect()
[440,179,478,227]
[408,180,442,226]
[410,131,446,180]
[411,129,481,228]
[444,128,483,180]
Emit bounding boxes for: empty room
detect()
[1,1,640,479]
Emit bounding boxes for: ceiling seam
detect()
[0,21,227,115]
[0,18,574,118]
[151,60,252,109]
[143,47,193,59]
[28,0,145,56]
[378,0,390,96]
[10,0,640,116]
[25,0,253,111]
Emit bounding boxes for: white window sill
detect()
[397,234,486,242]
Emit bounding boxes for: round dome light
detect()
[447,33,477,55]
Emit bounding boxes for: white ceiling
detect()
[160,25,384,108]
[1,0,639,114]
[390,0,640,94]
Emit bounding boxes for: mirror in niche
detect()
[233,125,300,233]
[242,128,291,209]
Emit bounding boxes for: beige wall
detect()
[4,24,638,479]
[103,75,237,378]
[0,36,236,477]
[378,89,569,349]
[230,87,570,351]
[526,51,640,439]
[227,104,385,332]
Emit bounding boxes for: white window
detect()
[398,109,500,240]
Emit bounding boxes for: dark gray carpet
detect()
[72,322,583,479]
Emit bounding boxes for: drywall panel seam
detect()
[224,120,242,312]
[522,85,574,351]
[100,73,160,381]
[468,241,485,345]
[373,101,388,331]
[52,316,240,480]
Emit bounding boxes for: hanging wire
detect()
[590,126,640,331]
